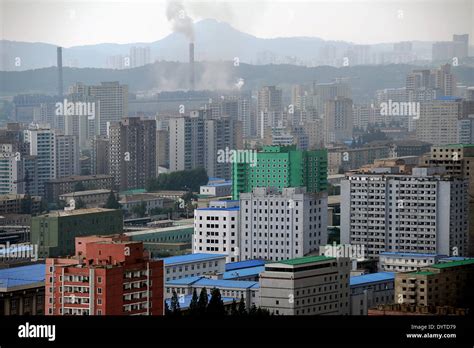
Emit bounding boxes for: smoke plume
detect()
[166,0,195,42]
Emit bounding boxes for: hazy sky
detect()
[1,0,473,47]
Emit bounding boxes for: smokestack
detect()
[57,47,63,96]
[189,42,195,91]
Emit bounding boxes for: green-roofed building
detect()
[395,258,474,310]
[232,145,327,200]
[260,255,350,315]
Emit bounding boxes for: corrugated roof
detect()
[167,276,259,289]
[223,266,265,280]
[429,259,474,269]
[162,253,227,265]
[225,259,266,271]
[350,272,395,286]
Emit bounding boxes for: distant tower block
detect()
[189,42,195,91]
[57,47,63,96]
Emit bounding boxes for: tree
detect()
[165,301,171,316]
[207,288,226,316]
[170,291,181,316]
[188,289,199,316]
[75,198,86,209]
[230,299,238,316]
[248,304,257,316]
[132,201,147,217]
[146,167,208,192]
[104,191,121,209]
[197,287,209,315]
[237,295,247,316]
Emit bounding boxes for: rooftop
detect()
[36,208,116,218]
[350,272,395,286]
[167,276,259,289]
[165,294,235,309]
[223,266,265,280]
[0,263,45,290]
[274,255,335,266]
[225,259,266,271]
[59,189,112,197]
[428,258,474,269]
[380,252,443,258]
[47,175,113,184]
[196,206,240,211]
[161,253,227,265]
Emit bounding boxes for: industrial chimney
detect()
[189,42,195,91]
[57,47,63,96]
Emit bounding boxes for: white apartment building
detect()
[341,167,469,259]
[378,252,446,272]
[26,128,56,196]
[0,145,23,194]
[162,253,227,282]
[259,255,350,315]
[193,200,240,263]
[349,272,395,315]
[239,187,328,262]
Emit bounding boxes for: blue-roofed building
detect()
[161,253,227,282]
[379,252,448,273]
[193,200,240,263]
[0,263,46,315]
[200,178,232,197]
[223,266,265,281]
[166,276,260,309]
[350,272,395,315]
[225,259,265,271]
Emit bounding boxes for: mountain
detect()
[1,19,432,71]
[2,62,474,103]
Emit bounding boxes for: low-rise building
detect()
[200,178,232,197]
[59,189,114,208]
[259,255,351,315]
[0,194,42,215]
[165,277,260,309]
[349,272,395,315]
[193,200,240,262]
[31,208,123,258]
[395,258,474,309]
[378,252,447,272]
[0,263,45,315]
[45,175,114,203]
[162,253,227,282]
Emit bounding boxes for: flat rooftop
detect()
[47,175,113,183]
[225,259,265,271]
[0,263,45,290]
[350,272,395,287]
[380,252,444,258]
[59,189,112,197]
[272,255,336,267]
[37,208,116,218]
[161,253,227,265]
[167,276,260,289]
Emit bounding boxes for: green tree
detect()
[170,291,181,316]
[197,287,209,315]
[237,295,247,316]
[188,288,199,316]
[230,299,238,316]
[131,201,147,217]
[248,304,257,316]
[146,167,208,192]
[207,288,226,316]
[165,301,171,316]
[104,191,121,209]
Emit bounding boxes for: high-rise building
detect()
[0,144,23,194]
[239,187,328,261]
[91,135,110,175]
[204,117,238,180]
[324,97,353,144]
[416,98,463,145]
[232,145,328,200]
[156,129,169,171]
[55,135,80,178]
[259,255,350,315]
[70,82,128,136]
[341,167,469,259]
[26,128,56,196]
[129,46,151,68]
[109,117,156,191]
[169,114,205,172]
[45,234,164,315]
[193,200,240,263]
[257,86,283,138]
